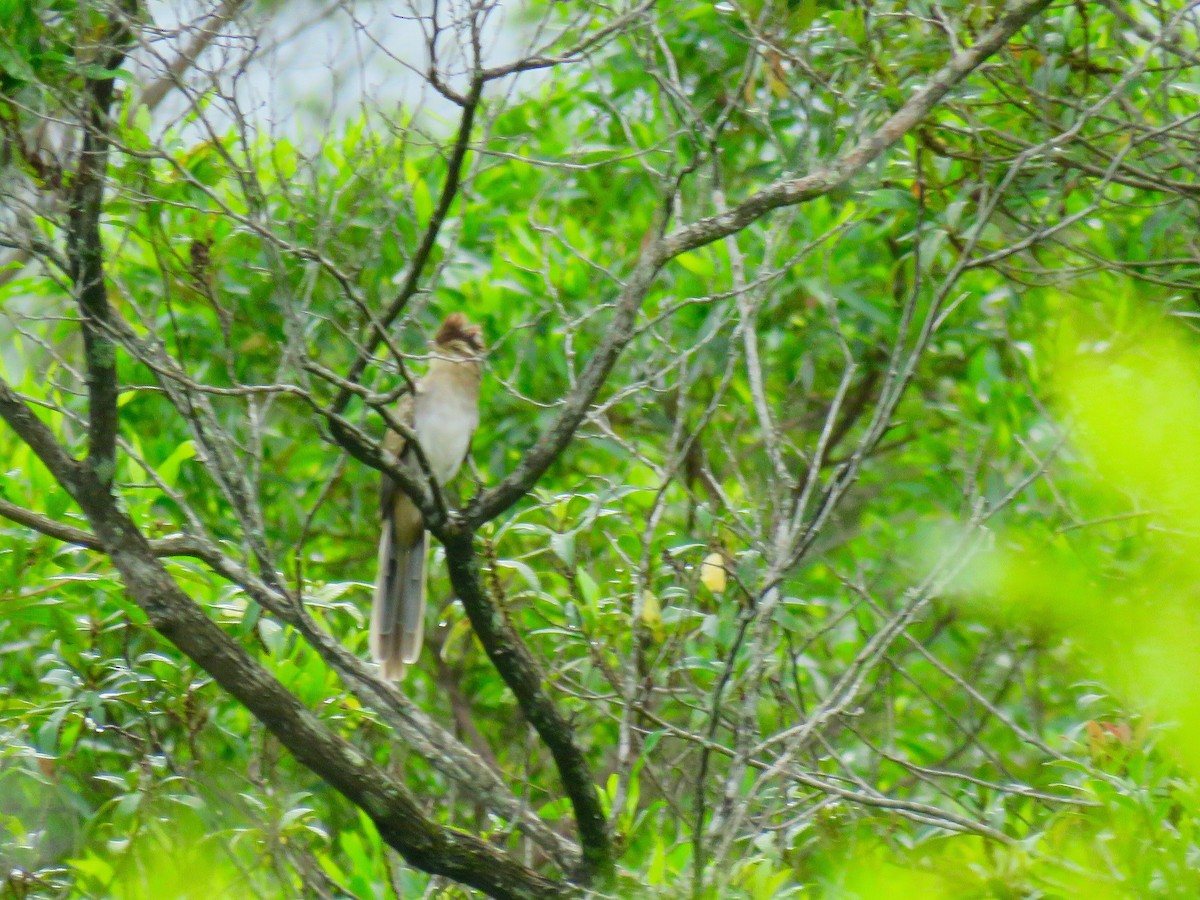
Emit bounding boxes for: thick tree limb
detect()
[0,378,574,900]
[442,13,1055,860]
[0,489,581,870]
[443,532,615,885]
[67,13,132,490]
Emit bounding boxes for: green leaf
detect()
[259,618,285,656]
[412,178,433,222]
[158,440,196,488]
[577,568,600,610]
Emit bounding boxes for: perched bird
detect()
[371,314,484,679]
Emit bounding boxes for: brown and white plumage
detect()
[371,314,483,680]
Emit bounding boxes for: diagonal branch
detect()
[658,0,1056,259]
[0,376,575,900]
[443,532,614,886]
[0,489,581,869]
[480,0,658,80]
[133,0,251,114]
[330,76,484,415]
[465,0,1054,526]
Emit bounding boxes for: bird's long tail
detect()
[370,498,427,680]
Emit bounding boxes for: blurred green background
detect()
[2,0,1200,896]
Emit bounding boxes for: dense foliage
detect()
[2,0,1200,897]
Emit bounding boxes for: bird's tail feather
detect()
[398,530,427,665]
[371,509,427,680]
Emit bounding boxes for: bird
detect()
[371,313,484,680]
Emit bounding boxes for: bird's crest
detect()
[435,313,484,352]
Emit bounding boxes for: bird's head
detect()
[433,313,485,360]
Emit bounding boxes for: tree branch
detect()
[0,497,203,558]
[443,532,614,886]
[658,0,1056,259]
[67,11,132,490]
[480,0,658,80]
[0,377,575,900]
[330,76,484,414]
[0,459,580,871]
[133,0,251,114]
[464,0,1053,525]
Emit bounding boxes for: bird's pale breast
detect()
[412,380,478,485]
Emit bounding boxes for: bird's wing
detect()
[379,391,415,520]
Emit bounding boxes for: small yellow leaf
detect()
[640,590,664,642]
[700,552,727,593]
[238,333,269,354]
